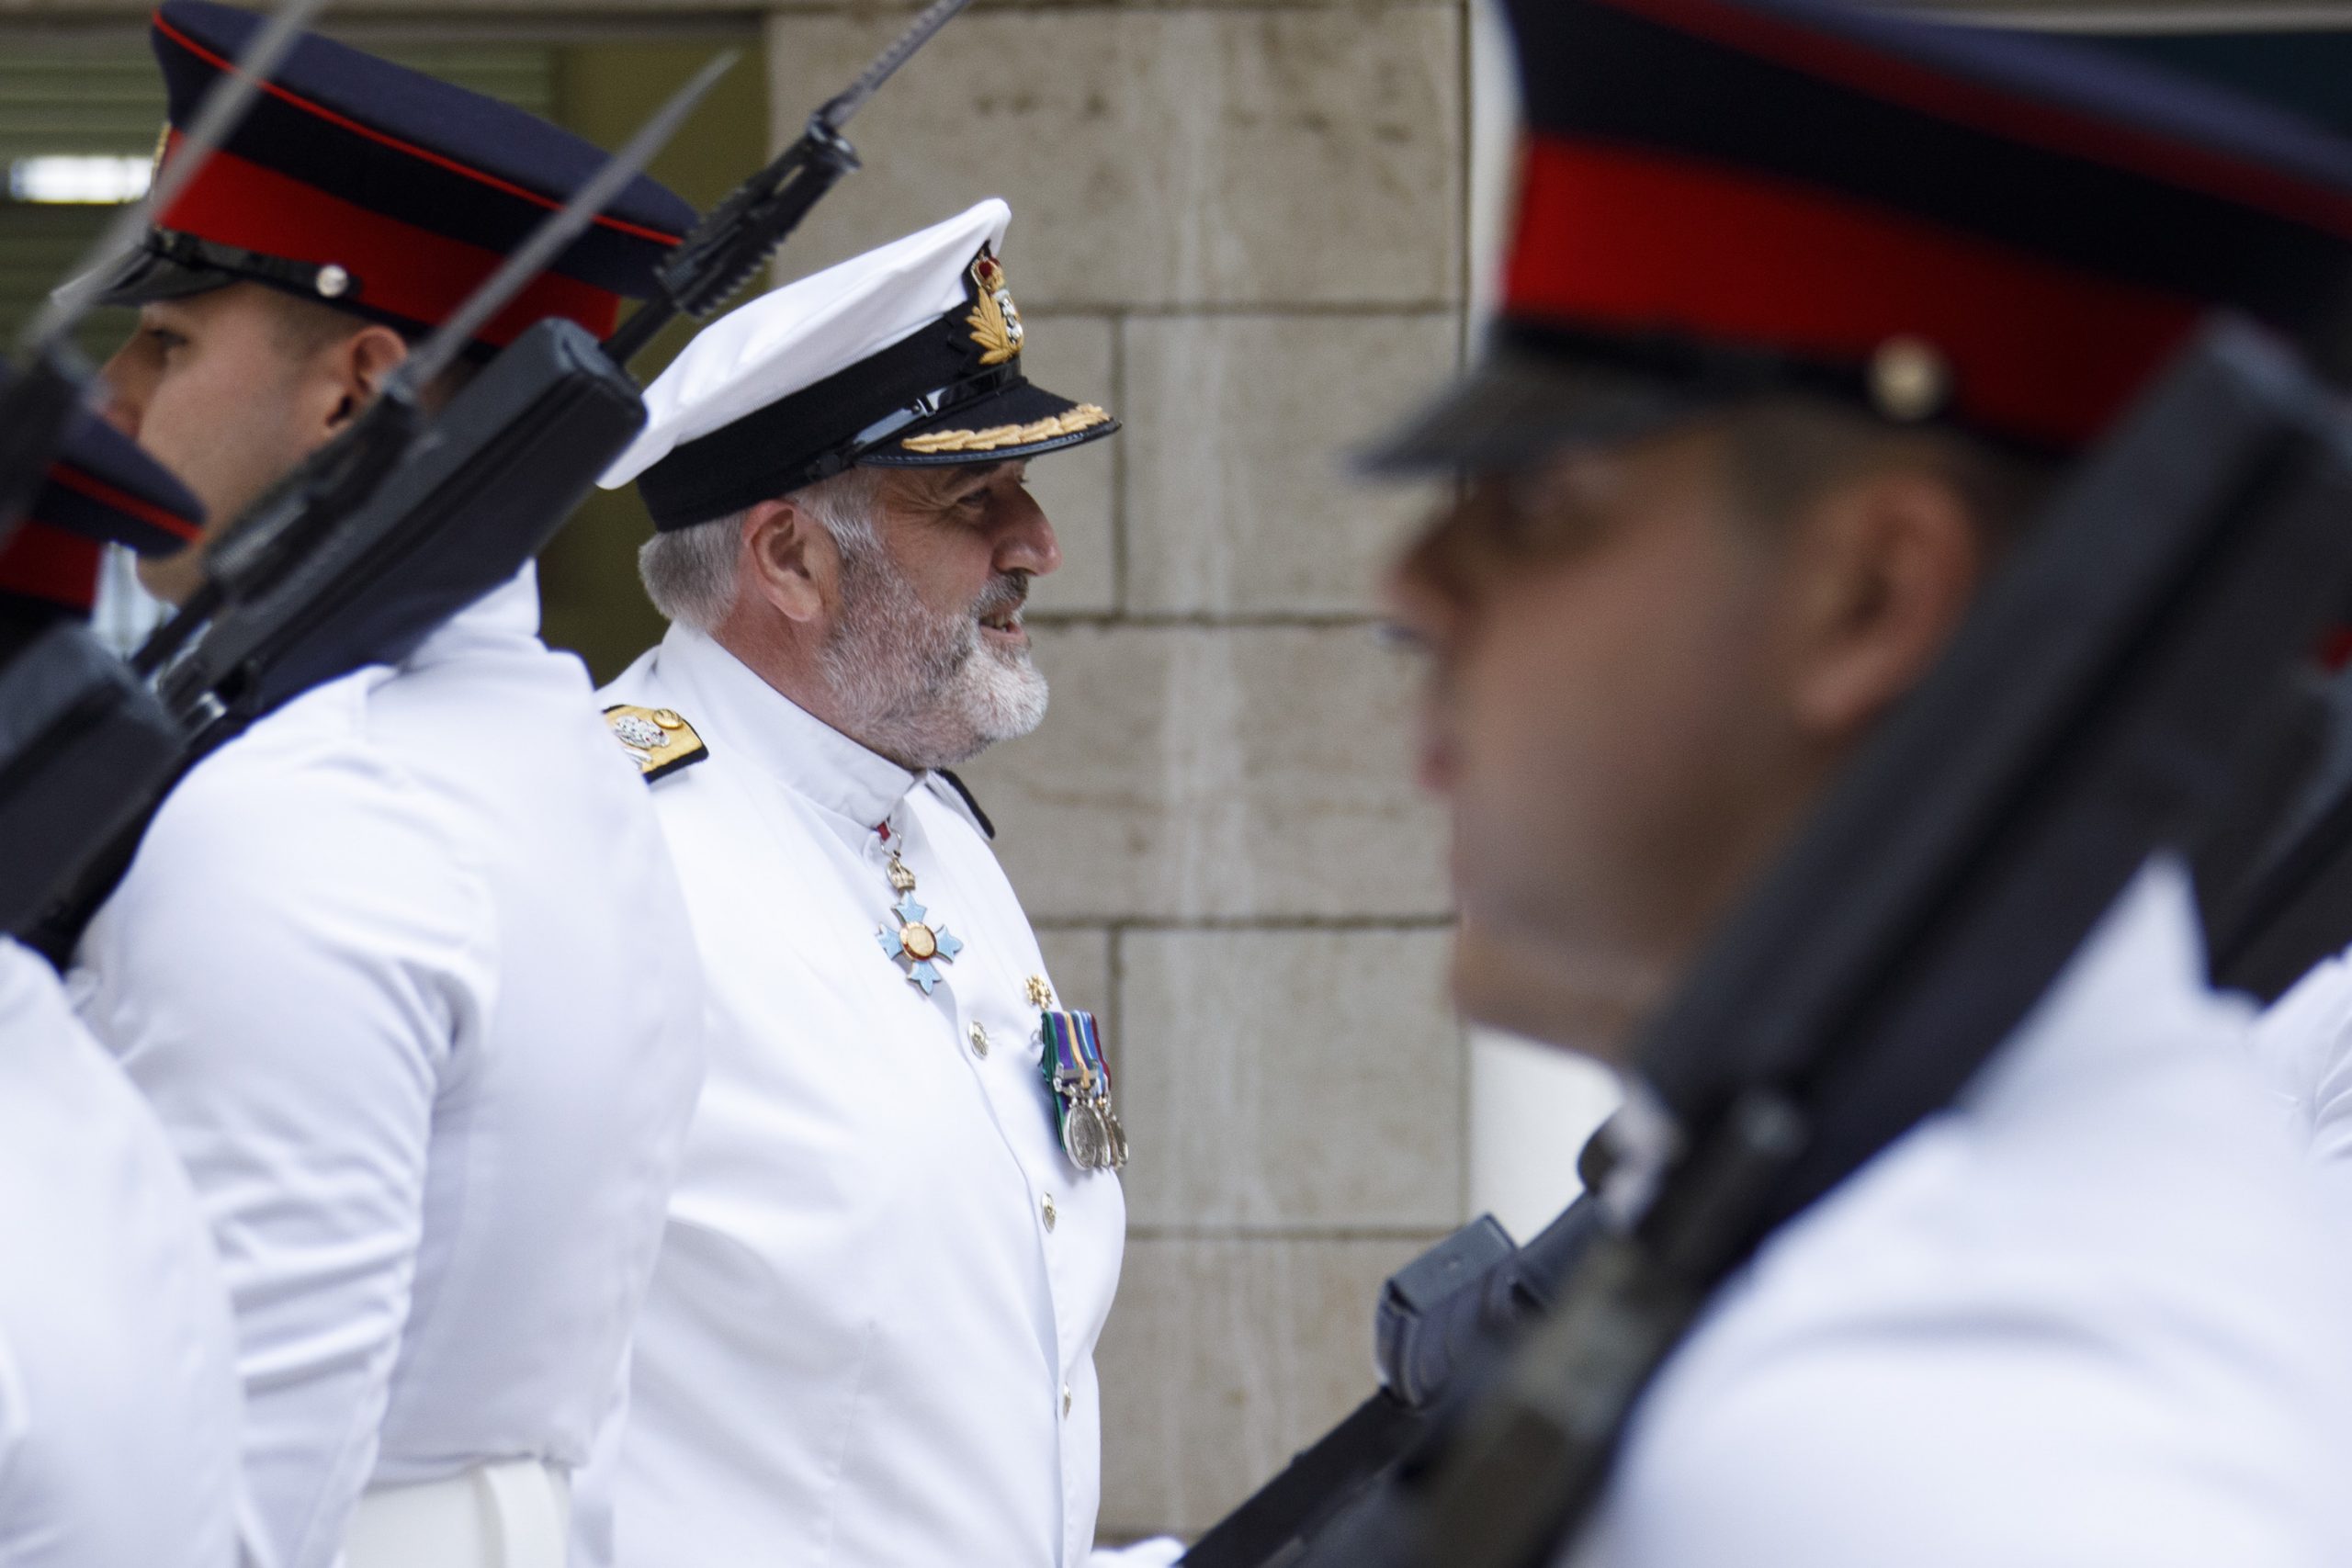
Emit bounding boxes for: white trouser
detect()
[344,1458,571,1568]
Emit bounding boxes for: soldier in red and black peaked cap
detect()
[99,0,693,603]
[1372,0,2352,1562]
[70,9,707,1568]
[0,395,204,644]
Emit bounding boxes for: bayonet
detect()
[604,0,976,364]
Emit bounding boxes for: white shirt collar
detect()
[406,563,543,670]
[1966,852,2248,1117]
[656,622,920,829]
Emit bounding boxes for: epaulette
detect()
[605,704,708,783]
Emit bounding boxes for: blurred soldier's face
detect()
[1386,415,1986,1055]
[102,284,404,605]
[1388,425,1810,1048]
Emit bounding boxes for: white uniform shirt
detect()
[0,940,245,1568]
[2248,953,2352,1224]
[588,625,1126,1568]
[69,570,705,1568]
[1572,860,2352,1567]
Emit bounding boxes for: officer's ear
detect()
[1778,463,1984,746]
[738,496,835,626]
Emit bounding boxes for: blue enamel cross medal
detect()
[1034,976,1128,1171]
[875,845,964,995]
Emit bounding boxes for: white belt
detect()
[344,1458,571,1568]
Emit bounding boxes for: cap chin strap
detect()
[798,361,1022,483]
[130,229,364,307]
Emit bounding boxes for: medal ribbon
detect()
[1041,1008,1109,1101]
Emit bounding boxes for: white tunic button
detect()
[1042,1192,1057,1232]
[969,1021,989,1058]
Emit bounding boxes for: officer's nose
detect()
[994,486,1060,580]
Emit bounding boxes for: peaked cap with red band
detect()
[97,0,695,350]
[0,372,205,615]
[1368,0,2352,470]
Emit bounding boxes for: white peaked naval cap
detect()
[603,197,1119,532]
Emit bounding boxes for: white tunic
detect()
[1572,861,2352,1567]
[69,570,705,1568]
[0,940,245,1568]
[587,625,1126,1568]
[2247,953,2352,1224]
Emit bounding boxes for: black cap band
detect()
[638,308,1029,530]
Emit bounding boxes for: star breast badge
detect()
[875,851,965,995]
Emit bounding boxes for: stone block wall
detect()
[762,0,1476,1538]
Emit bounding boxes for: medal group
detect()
[872,824,1128,1172]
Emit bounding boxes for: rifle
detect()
[5,49,725,953]
[1186,317,2352,1568]
[12,0,979,958]
[130,0,979,705]
[603,0,977,365]
[0,0,325,940]
[2198,661,2352,1002]
[1182,1138,1615,1568]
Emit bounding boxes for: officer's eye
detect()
[145,326,187,355]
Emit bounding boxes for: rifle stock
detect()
[0,626,182,942]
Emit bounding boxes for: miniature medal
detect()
[874,838,965,995]
[1037,996,1127,1171]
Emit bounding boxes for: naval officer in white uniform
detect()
[0,411,247,1568]
[71,9,707,1567]
[589,201,1173,1568]
[1359,0,2352,1561]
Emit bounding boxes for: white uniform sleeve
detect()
[71,752,496,1568]
[2304,1024,2352,1224]
[2252,957,2352,1225]
[1088,1539,1185,1566]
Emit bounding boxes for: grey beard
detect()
[818,542,1049,771]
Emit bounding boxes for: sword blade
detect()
[25,0,331,356]
[393,47,738,393]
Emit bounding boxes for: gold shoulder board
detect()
[604,704,708,783]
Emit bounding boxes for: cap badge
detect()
[967,253,1025,367]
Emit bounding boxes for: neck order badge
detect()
[1034,978,1127,1172]
[874,825,965,995]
